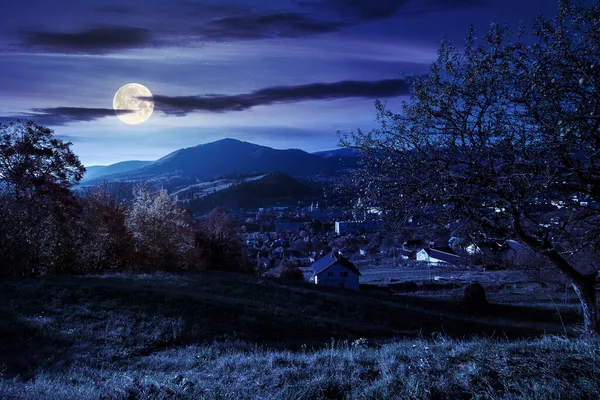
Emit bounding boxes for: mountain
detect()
[82,160,153,181]
[103,138,341,181]
[188,171,316,214]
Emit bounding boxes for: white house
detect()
[311,252,361,290]
[416,248,461,265]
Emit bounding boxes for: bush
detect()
[126,186,194,271]
[193,207,254,274]
[76,183,134,273]
[267,260,304,281]
[462,282,488,312]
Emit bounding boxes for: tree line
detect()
[0,120,251,278]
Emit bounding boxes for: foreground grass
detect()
[1,336,598,399]
[0,272,596,399]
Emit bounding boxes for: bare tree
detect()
[341,1,600,335]
[77,182,134,272]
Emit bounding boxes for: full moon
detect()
[113,83,154,125]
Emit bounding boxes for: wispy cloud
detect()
[0,107,132,126]
[146,79,411,115]
[19,26,155,54]
[195,13,348,40]
[9,0,484,54]
[298,0,484,20]
[0,79,410,125]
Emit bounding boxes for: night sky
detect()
[0,0,559,166]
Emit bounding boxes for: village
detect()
[228,198,557,294]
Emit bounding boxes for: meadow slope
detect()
[0,272,597,399]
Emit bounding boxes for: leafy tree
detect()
[0,120,85,276]
[126,185,194,270]
[194,207,253,273]
[0,120,84,201]
[341,1,600,334]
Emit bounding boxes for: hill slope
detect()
[0,272,592,399]
[82,160,153,181]
[117,138,340,181]
[188,171,315,213]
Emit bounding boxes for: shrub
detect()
[76,183,134,272]
[193,207,254,274]
[126,186,194,271]
[267,260,304,281]
[462,282,488,312]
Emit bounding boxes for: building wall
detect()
[314,262,360,290]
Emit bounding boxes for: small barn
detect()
[311,251,361,290]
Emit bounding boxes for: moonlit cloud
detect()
[146,79,412,115]
[0,0,561,165]
[0,108,133,126]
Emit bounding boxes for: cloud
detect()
[0,79,409,125]
[0,108,132,126]
[6,0,486,54]
[20,26,155,54]
[195,12,349,40]
[146,79,411,115]
[298,0,484,20]
[15,12,345,53]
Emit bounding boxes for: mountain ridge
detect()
[84,138,352,183]
[82,160,153,181]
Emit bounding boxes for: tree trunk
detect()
[571,276,599,336]
[542,249,599,336]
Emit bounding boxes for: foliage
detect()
[0,120,85,277]
[342,1,600,334]
[126,185,194,270]
[267,259,305,281]
[76,183,134,272]
[0,121,256,276]
[194,207,254,273]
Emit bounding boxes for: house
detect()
[311,251,361,290]
[416,248,461,265]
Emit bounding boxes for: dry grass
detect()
[0,272,596,399]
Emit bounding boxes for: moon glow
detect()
[113,83,154,125]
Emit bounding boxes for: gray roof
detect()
[427,248,460,264]
[312,252,361,276]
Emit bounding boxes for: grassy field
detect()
[0,271,598,399]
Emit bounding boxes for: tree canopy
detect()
[0,120,85,276]
[342,0,600,334]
